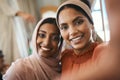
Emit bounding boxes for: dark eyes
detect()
[74,18,84,26]
[38,33,45,38]
[38,33,59,41]
[52,36,60,41]
[60,25,68,31]
[60,18,84,31]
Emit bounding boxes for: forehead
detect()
[39,23,59,34]
[59,8,84,24]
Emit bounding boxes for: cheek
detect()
[84,27,91,33]
[52,42,59,49]
[84,22,93,33]
[80,24,91,34]
[36,37,41,44]
[52,45,58,52]
[84,28,92,40]
[61,31,69,40]
[36,38,42,49]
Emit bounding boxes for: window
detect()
[92,0,110,41]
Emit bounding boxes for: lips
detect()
[69,34,84,44]
[41,46,51,51]
[38,44,52,51]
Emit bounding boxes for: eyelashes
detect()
[60,25,68,31]
[74,19,84,26]
[37,33,60,41]
[38,33,46,38]
[60,18,84,31]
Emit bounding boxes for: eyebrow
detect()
[38,30,59,35]
[59,23,67,27]
[51,32,60,36]
[72,16,83,23]
[38,30,46,34]
[59,16,84,26]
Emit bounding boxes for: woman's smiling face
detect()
[36,23,60,57]
[58,7,93,51]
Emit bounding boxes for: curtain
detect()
[11,0,39,60]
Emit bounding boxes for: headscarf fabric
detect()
[30,17,62,80]
[3,17,62,80]
[56,0,93,25]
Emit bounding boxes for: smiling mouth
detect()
[70,34,84,43]
[41,47,51,51]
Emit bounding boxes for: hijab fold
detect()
[29,17,61,80]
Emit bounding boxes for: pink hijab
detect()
[3,17,62,80]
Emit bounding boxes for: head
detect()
[32,17,62,58]
[56,0,94,52]
[0,50,4,72]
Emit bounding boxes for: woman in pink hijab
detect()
[3,17,63,80]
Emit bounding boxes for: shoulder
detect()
[92,42,108,60]
[3,57,33,80]
[13,57,34,72]
[61,49,73,57]
[61,49,74,62]
[94,42,108,53]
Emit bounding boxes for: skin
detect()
[36,23,60,57]
[58,8,94,55]
[57,0,120,79]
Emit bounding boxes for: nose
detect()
[69,26,78,36]
[43,37,51,46]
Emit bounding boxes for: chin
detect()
[41,54,49,57]
[73,46,84,50]
[72,43,86,50]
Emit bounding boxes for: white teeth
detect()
[72,36,81,41]
[41,47,51,51]
[71,36,82,42]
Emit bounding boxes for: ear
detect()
[90,24,94,30]
[92,27,103,43]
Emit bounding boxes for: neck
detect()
[74,41,92,56]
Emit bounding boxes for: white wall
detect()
[36,0,60,8]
